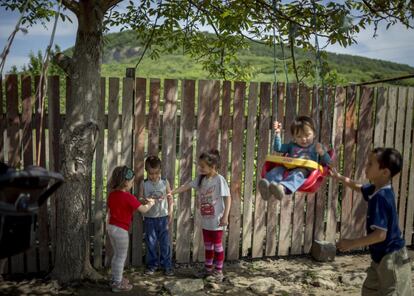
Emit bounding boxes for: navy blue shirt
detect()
[361,184,405,263]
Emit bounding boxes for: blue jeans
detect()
[144,216,172,270]
[265,166,308,194]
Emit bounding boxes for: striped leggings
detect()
[202,229,224,271]
[107,224,129,283]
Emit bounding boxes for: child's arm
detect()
[137,199,155,213]
[170,182,192,196]
[166,180,174,225]
[315,143,332,165]
[272,120,290,154]
[330,168,362,191]
[138,180,147,204]
[337,228,387,252]
[219,195,231,226]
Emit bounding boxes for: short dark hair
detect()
[372,147,402,177]
[290,115,316,136]
[145,155,161,171]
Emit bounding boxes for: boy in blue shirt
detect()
[331,147,412,295]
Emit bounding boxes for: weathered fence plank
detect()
[194,80,220,261]
[34,76,49,272]
[148,79,161,156]
[403,88,414,244]
[373,87,387,147]
[122,77,134,267]
[132,77,146,266]
[277,83,296,255]
[292,84,306,255]
[162,79,178,189]
[7,75,24,273]
[252,82,271,258]
[353,86,374,237]
[398,88,412,230]
[228,82,245,260]
[105,77,120,266]
[21,76,37,272]
[265,83,280,257]
[385,87,397,148]
[326,87,345,243]
[176,80,195,263]
[220,81,231,179]
[162,79,178,255]
[341,86,357,239]
[304,87,318,253]
[220,81,231,257]
[393,87,407,208]
[242,82,258,257]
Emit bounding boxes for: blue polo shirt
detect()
[361,184,405,263]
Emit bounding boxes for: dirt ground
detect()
[1,251,413,295]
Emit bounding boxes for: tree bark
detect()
[50,2,105,283]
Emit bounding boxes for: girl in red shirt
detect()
[107,166,155,292]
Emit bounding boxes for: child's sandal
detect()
[111,280,133,292]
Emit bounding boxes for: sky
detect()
[1,5,414,73]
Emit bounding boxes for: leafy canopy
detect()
[1,0,413,80]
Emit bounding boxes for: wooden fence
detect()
[1,75,413,274]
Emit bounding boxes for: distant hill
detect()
[68,30,414,86]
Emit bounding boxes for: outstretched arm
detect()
[137,199,155,213]
[337,228,386,252]
[170,182,192,196]
[330,168,363,191]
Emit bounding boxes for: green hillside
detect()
[79,30,414,86]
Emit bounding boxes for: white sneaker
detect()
[258,179,270,200]
[269,182,285,200]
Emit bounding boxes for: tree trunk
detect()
[51,3,105,283]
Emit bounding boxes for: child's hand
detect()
[219,216,229,226]
[273,120,282,134]
[336,239,354,252]
[147,198,155,207]
[329,168,341,179]
[315,143,325,155]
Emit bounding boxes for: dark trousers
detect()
[144,216,171,270]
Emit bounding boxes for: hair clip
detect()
[124,167,135,180]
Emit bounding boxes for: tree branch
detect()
[53,53,73,75]
[102,0,123,12]
[62,0,80,15]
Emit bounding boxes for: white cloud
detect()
[325,22,414,66]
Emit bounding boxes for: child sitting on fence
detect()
[258,115,331,200]
[330,147,412,295]
[106,166,155,292]
[169,149,231,282]
[139,156,174,276]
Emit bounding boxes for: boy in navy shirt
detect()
[331,147,412,295]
